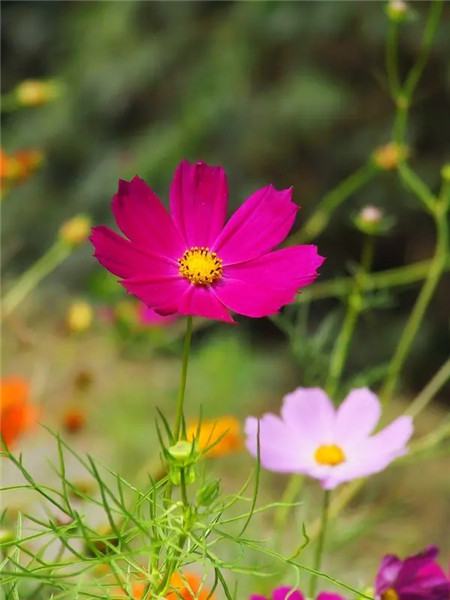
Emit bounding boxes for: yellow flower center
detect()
[314,444,346,466]
[381,589,399,600]
[178,247,223,286]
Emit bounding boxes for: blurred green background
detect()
[2,2,450,594]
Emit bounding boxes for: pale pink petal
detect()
[213,185,298,264]
[178,285,234,323]
[214,246,324,317]
[245,416,304,473]
[364,416,413,458]
[320,416,413,489]
[91,226,174,280]
[169,160,228,247]
[335,388,381,448]
[281,387,335,446]
[112,177,184,258]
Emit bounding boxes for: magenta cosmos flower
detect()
[137,303,178,327]
[245,387,413,489]
[375,546,450,600]
[250,588,344,600]
[90,160,324,323]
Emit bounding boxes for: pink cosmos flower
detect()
[245,387,413,489]
[250,587,344,600]
[375,546,450,600]
[137,303,178,327]
[90,160,324,323]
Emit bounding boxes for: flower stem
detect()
[174,316,193,441]
[393,0,443,145]
[380,199,448,405]
[309,489,331,598]
[326,236,374,398]
[274,474,304,545]
[2,240,71,318]
[289,161,377,244]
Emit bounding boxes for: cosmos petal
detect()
[213,185,298,264]
[170,160,228,247]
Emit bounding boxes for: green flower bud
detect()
[353,205,395,236]
[196,480,220,507]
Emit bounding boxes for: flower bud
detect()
[372,142,408,170]
[441,163,450,182]
[167,440,196,466]
[353,205,394,236]
[386,0,410,23]
[66,301,93,333]
[0,528,15,545]
[196,480,220,507]
[59,215,91,246]
[15,79,61,107]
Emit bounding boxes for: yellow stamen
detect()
[314,444,346,466]
[178,246,223,286]
[382,589,399,600]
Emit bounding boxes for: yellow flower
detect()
[59,215,91,246]
[372,142,408,170]
[66,301,93,333]
[15,79,61,107]
[187,416,243,458]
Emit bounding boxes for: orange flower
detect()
[119,572,214,600]
[0,147,44,195]
[1,377,38,448]
[63,408,86,434]
[187,416,243,458]
[167,572,215,600]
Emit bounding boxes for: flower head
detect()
[250,587,344,600]
[187,416,243,458]
[91,160,324,323]
[59,215,92,246]
[1,377,38,448]
[245,387,413,489]
[15,79,61,107]
[125,572,215,600]
[66,301,93,333]
[375,546,450,600]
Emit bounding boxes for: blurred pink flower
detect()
[375,546,450,600]
[250,587,344,600]
[245,387,413,489]
[91,160,324,323]
[137,303,178,327]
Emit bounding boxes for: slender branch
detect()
[289,162,377,244]
[326,236,374,398]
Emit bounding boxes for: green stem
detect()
[386,20,400,97]
[326,236,374,398]
[2,240,71,318]
[299,256,448,303]
[309,489,331,598]
[398,162,436,213]
[381,201,449,405]
[393,0,443,144]
[274,474,304,541]
[407,357,450,418]
[174,316,193,441]
[289,162,377,244]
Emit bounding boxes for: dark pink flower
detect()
[375,546,450,600]
[90,160,324,323]
[137,303,178,327]
[250,587,344,600]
